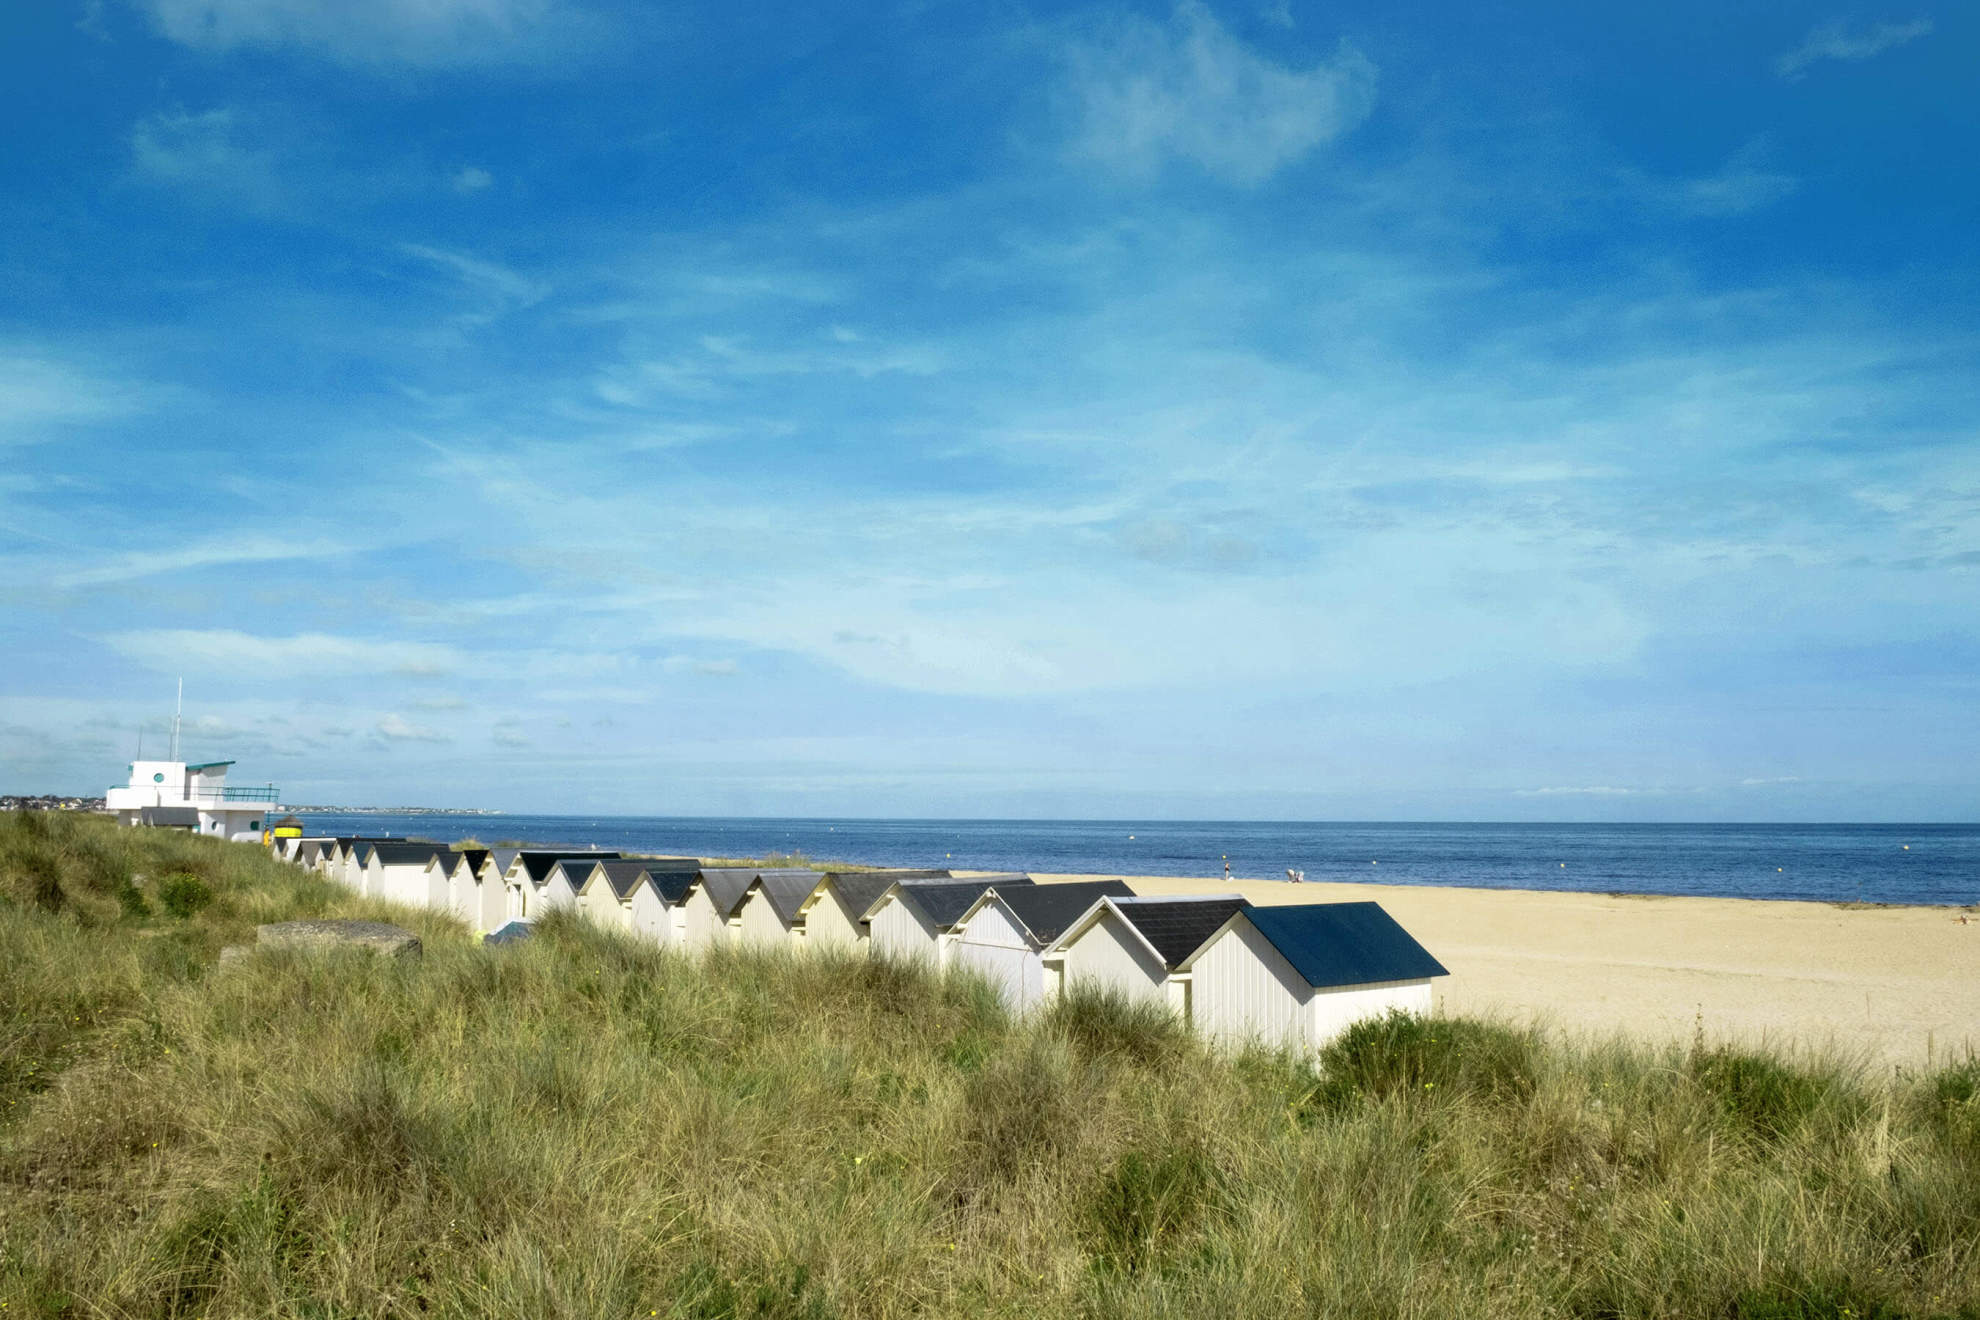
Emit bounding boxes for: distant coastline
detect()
[284,805,504,816]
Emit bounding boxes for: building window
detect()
[249,820,261,831]
[153,772,165,783]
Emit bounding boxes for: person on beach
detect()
[1224,857,1231,883]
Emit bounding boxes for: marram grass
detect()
[2,811,1978,1319]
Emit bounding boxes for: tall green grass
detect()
[3,812,1977,1319]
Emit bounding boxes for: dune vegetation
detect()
[2,811,1978,1319]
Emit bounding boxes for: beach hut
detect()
[353,842,450,906]
[1175,902,1448,1052]
[501,851,623,921]
[427,849,491,924]
[561,858,696,932]
[290,837,335,869]
[734,869,836,950]
[628,864,700,944]
[1045,895,1251,1015]
[473,852,514,932]
[678,868,760,949]
[862,875,1034,967]
[950,880,1135,1012]
[795,870,953,953]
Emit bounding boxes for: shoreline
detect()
[1022,869,1980,1067]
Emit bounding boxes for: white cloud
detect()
[100,630,462,679]
[398,243,551,320]
[136,0,572,68]
[1671,143,1799,217]
[1775,18,1933,80]
[1063,1,1376,185]
[376,713,449,742]
[57,534,351,588]
[130,107,283,211]
[0,353,150,443]
[452,165,494,193]
[1515,785,1668,797]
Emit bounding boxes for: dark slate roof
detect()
[753,869,828,924]
[520,851,622,884]
[455,848,489,878]
[429,852,463,877]
[483,920,534,945]
[1109,897,1253,970]
[599,859,660,901]
[140,806,199,827]
[816,870,952,923]
[555,858,606,889]
[645,867,700,904]
[986,880,1135,947]
[694,868,762,918]
[367,842,449,866]
[489,848,523,877]
[1240,903,1449,990]
[888,875,1034,928]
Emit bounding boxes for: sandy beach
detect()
[1029,872,1980,1068]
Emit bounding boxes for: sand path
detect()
[1028,872,1980,1068]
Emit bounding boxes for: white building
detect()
[793,870,952,954]
[105,760,281,842]
[677,868,759,950]
[352,842,450,906]
[1046,895,1251,1016]
[862,876,1033,968]
[949,880,1133,1012]
[1174,902,1448,1053]
[733,869,832,950]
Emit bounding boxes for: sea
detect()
[291,815,1980,909]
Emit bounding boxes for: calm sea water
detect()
[293,815,1980,908]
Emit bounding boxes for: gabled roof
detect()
[488,848,523,877]
[364,842,450,866]
[866,875,1034,928]
[644,865,701,904]
[519,851,622,884]
[749,869,831,924]
[554,858,607,890]
[1184,902,1449,991]
[965,880,1135,948]
[807,869,953,922]
[585,859,650,901]
[455,848,489,877]
[692,867,763,919]
[1102,896,1253,971]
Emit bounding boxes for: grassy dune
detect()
[2,812,1978,1319]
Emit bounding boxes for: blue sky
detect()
[1,0,1974,820]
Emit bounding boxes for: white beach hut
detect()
[475,852,517,932]
[1046,895,1252,1016]
[1175,902,1449,1053]
[862,876,1034,968]
[622,865,698,944]
[950,880,1134,1012]
[502,851,623,922]
[794,870,952,953]
[678,868,759,950]
[734,869,834,950]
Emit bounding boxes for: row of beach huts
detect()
[278,835,1449,1053]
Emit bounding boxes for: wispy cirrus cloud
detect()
[134,0,585,68]
[0,351,154,442]
[1775,17,1934,80]
[375,713,450,743]
[100,630,461,680]
[130,106,286,212]
[56,535,352,589]
[1060,1,1377,185]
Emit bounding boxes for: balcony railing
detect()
[193,786,282,803]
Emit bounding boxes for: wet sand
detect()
[1029,871,1980,1068]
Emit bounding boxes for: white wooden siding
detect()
[736,894,793,949]
[680,889,729,949]
[1189,919,1311,1050]
[578,884,628,931]
[952,901,1045,1012]
[868,896,940,965]
[1308,979,1434,1045]
[626,886,673,944]
[1058,911,1168,1007]
[803,891,864,952]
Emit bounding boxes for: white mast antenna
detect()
[170,678,183,762]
